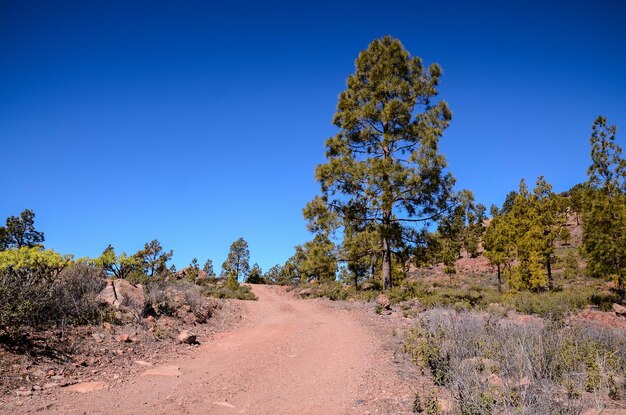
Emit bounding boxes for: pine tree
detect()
[309,36,455,290]
[0,209,45,250]
[532,176,569,289]
[221,238,250,282]
[483,205,514,292]
[582,116,626,302]
[203,258,216,278]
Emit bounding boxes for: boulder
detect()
[613,303,626,317]
[375,294,391,310]
[177,330,197,344]
[298,288,319,298]
[65,382,108,393]
[96,279,145,312]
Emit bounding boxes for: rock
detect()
[43,383,59,389]
[92,333,104,343]
[65,382,108,393]
[178,330,197,344]
[298,288,318,298]
[102,322,113,331]
[375,294,391,310]
[613,303,626,317]
[437,398,452,412]
[96,279,146,311]
[117,334,132,343]
[16,389,33,397]
[142,365,182,377]
[486,373,505,388]
[134,360,153,367]
[47,369,56,377]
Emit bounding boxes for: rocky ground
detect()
[0,286,245,410]
[2,284,626,414]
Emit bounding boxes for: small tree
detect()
[95,245,142,280]
[246,263,265,284]
[0,209,45,250]
[263,264,283,285]
[134,239,173,278]
[221,238,250,282]
[203,258,216,278]
[299,234,338,283]
[532,176,569,289]
[483,205,514,292]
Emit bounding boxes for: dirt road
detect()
[26,285,416,414]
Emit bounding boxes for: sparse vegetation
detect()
[406,309,626,414]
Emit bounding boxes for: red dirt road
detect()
[22,285,416,414]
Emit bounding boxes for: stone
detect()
[134,360,153,367]
[117,334,132,343]
[142,365,182,377]
[177,330,197,344]
[65,382,108,393]
[96,279,146,311]
[375,294,391,310]
[486,373,505,388]
[613,303,626,317]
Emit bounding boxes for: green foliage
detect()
[263,264,283,285]
[563,249,580,279]
[484,176,568,292]
[246,263,265,284]
[202,284,257,301]
[299,234,337,283]
[0,249,105,339]
[134,239,173,278]
[94,245,142,280]
[203,258,216,278]
[308,36,455,290]
[582,116,626,301]
[0,246,70,275]
[0,209,45,250]
[221,237,250,282]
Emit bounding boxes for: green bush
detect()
[202,284,257,300]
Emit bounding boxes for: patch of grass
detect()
[202,284,257,300]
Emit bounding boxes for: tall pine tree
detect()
[309,36,455,290]
[582,117,626,302]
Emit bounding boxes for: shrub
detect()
[405,309,626,414]
[202,284,257,300]
[0,248,73,338]
[51,263,107,325]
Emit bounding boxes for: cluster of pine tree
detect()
[276,36,625,304]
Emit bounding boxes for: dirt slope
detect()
[16,285,416,414]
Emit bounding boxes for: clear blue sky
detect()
[1,1,625,272]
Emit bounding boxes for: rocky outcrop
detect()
[375,294,391,310]
[96,279,146,313]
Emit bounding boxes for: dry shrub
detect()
[406,309,626,414]
[0,263,107,339]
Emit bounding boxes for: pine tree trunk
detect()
[496,263,502,293]
[546,255,553,290]
[382,238,392,290]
